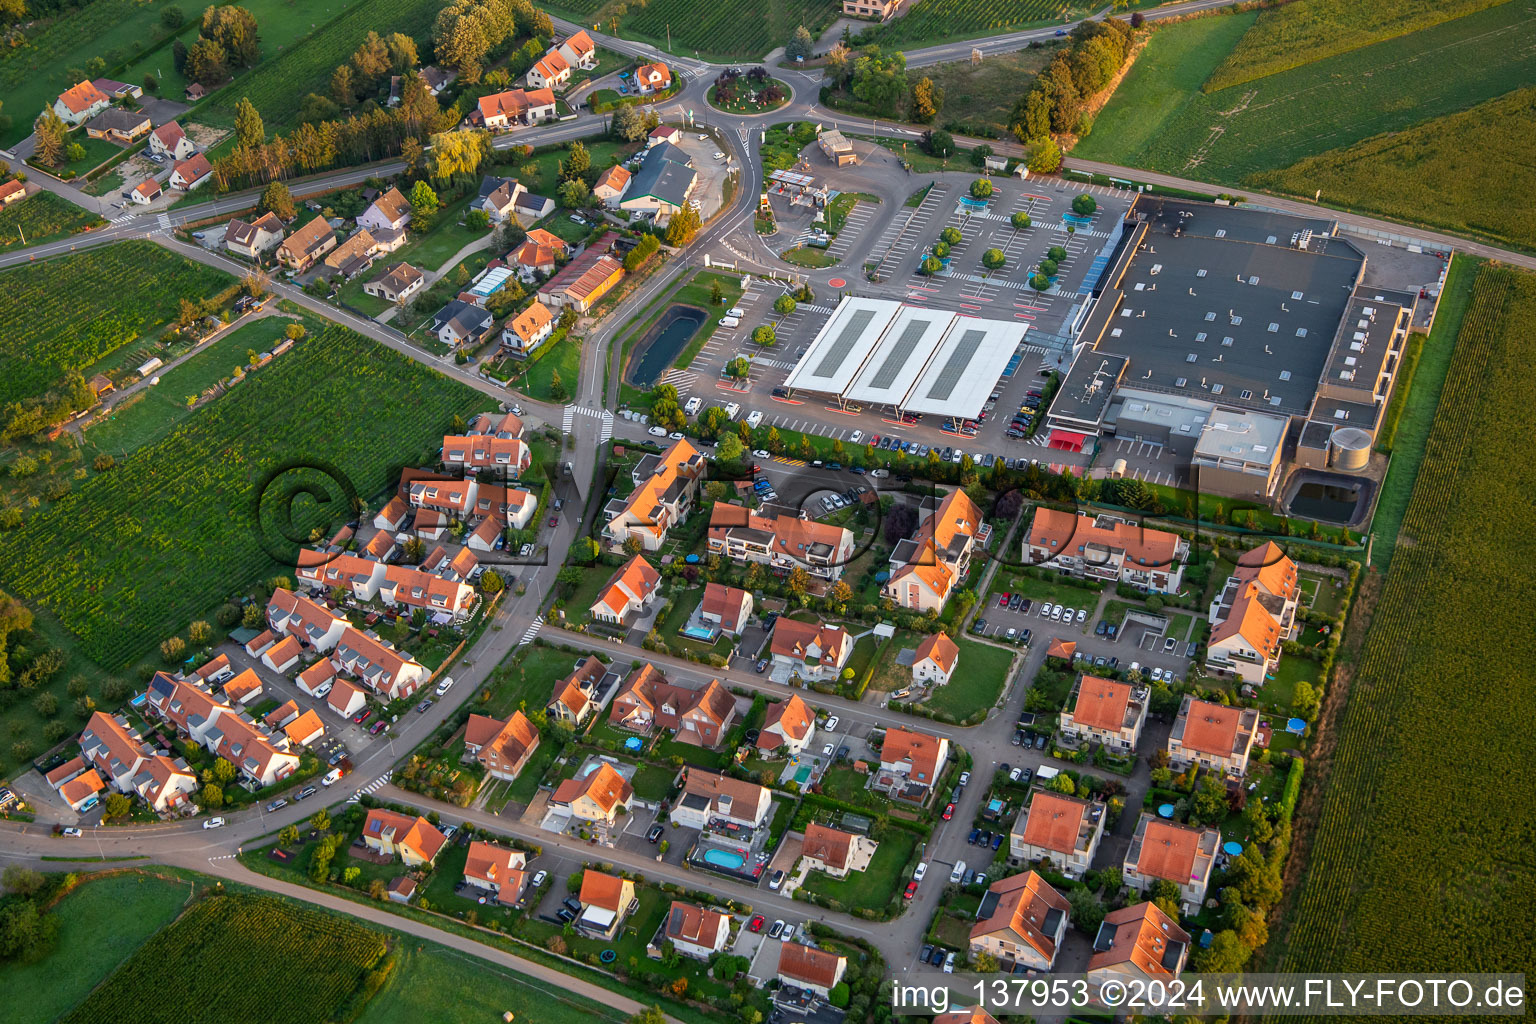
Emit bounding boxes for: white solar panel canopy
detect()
[902,314,1029,419]
[843,304,954,407]
[782,296,902,397]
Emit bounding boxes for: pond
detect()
[1287,480,1361,524]
[625,304,707,388]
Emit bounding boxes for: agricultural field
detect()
[60,893,388,1024]
[1126,2,1536,183]
[0,191,105,253]
[1274,263,1536,976]
[1204,0,1511,92]
[0,320,493,669]
[357,943,625,1024]
[0,872,188,1024]
[1250,87,1536,253]
[0,242,233,410]
[856,0,1082,48]
[1071,12,1256,166]
[621,0,840,60]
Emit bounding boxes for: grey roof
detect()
[627,145,696,207]
[434,299,492,339]
[85,107,150,133]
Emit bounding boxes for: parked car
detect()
[1164,635,1179,653]
[914,861,928,882]
[942,803,955,821]
[931,946,948,966]
[416,699,434,713]
[1096,620,1109,636]
[749,915,765,932]
[958,770,971,788]
[920,943,934,964]
[1034,733,1047,750]
[998,592,1011,607]
[949,861,967,884]
[295,786,318,801]
[1009,766,1022,782]
[1076,608,1087,624]
[203,817,225,829]
[904,881,918,899]
[531,870,548,887]
[60,826,83,838]
[769,920,785,939]
[352,709,372,725]
[557,908,576,923]
[943,952,957,974]
[647,824,664,843]
[968,827,980,844]
[266,798,288,812]
[755,658,768,673]
[991,833,1004,851]
[562,896,583,914]
[1020,599,1032,614]
[825,715,840,731]
[435,676,456,696]
[369,720,388,735]
[782,923,797,943]
[769,869,785,890]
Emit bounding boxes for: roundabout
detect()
[705,67,792,115]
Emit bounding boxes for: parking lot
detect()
[972,587,1195,684]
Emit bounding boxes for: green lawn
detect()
[916,50,1057,135]
[798,828,916,911]
[779,245,836,268]
[826,192,878,235]
[488,140,637,199]
[357,942,626,1024]
[631,762,679,800]
[483,644,585,719]
[919,637,1014,720]
[0,872,188,1024]
[708,78,792,115]
[505,740,563,805]
[517,329,581,403]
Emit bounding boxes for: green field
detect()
[0,191,105,253]
[0,872,188,1024]
[356,943,626,1024]
[1250,87,1536,252]
[1274,263,1536,977]
[1095,2,1536,184]
[84,317,298,456]
[1072,12,1256,165]
[1204,0,1511,92]
[856,0,1080,48]
[0,319,493,669]
[620,0,840,59]
[0,242,233,410]
[918,636,1015,720]
[916,50,1057,136]
[61,893,386,1024]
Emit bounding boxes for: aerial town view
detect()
[0,0,1530,1021]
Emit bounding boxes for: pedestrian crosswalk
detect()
[108,212,137,226]
[519,615,545,647]
[598,410,614,443]
[348,771,392,803]
[156,213,171,231]
[658,368,697,393]
[563,405,605,432]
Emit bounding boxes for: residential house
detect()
[551,762,633,825]
[297,661,336,698]
[131,179,161,205]
[593,165,630,207]
[84,107,151,143]
[357,185,412,234]
[132,755,199,814]
[589,554,662,625]
[462,711,541,782]
[970,871,1072,971]
[243,629,276,658]
[276,217,338,272]
[707,503,856,581]
[190,654,235,686]
[475,88,556,131]
[633,62,672,95]
[502,300,556,357]
[526,49,571,90]
[52,81,111,126]
[373,496,410,531]
[265,700,300,730]
[388,877,418,904]
[800,823,877,878]
[1123,814,1221,915]
[757,695,815,755]
[434,298,495,348]
[470,485,536,529]
[364,261,425,304]
[699,582,753,637]
[296,551,386,600]
[577,870,635,938]
[59,768,106,812]
[326,678,367,718]
[602,437,705,550]
[609,667,737,748]
[664,902,730,960]
[777,942,846,1000]
[841,0,904,20]
[90,78,142,100]
[875,726,950,800]
[546,656,606,727]
[284,710,326,747]
[1023,508,1188,594]
[223,212,286,258]
[1009,790,1106,878]
[363,808,448,866]
[1167,695,1258,776]
[1205,541,1300,685]
[381,565,476,619]
[1060,675,1147,751]
[421,66,457,95]
[323,228,378,279]
[1087,903,1190,985]
[463,842,528,906]
[541,252,623,312]
[768,619,849,682]
[440,434,531,477]
[911,632,960,686]
[557,30,598,69]
[619,142,696,218]
[646,125,682,148]
[330,626,428,700]
[884,489,985,612]
[143,674,299,788]
[222,668,264,705]
[267,587,349,652]
[148,121,197,161]
[669,768,769,830]
[170,153,213,190]
[510,228,567,279]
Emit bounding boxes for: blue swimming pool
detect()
[680,624,716,641]
[703,848,748,870]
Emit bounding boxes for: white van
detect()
[321,767,343,787]
[435,676,455,697]
[744,410,764,429]
[726,306,746,318]
[1035,766,1060,783]
[719,316,740,328]
[949,860,968,884]
[683,396,702,416]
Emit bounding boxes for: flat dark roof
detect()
[1052,352,1127,427]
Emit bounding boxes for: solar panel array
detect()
[920,328,986,402]
[812,308,877,379]
[868,317,935,390]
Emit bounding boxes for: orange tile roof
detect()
[1178,698,1246,757]
[760,695,813,747]
[596,165,630,192]
[777,941,844,989]
[1209,582,1284,657]
[880,726,945,782]
[363,808,447,862]
[60,769,105,806]
[801,823,856,870]
[1233,541,1298,599]
[665,901,728,947]
[1135,819,1203,883]
[913,632,959,673]
[1019,790,1090,855]
[769,618,848,666]
[150,120,186,148]
[1027,507,1183,567]
[635,62,672,90]
[508,301,555,343]
[1088,902,1189,976]
[1045,638,1076,659]
[279,216,335,260]
[553,762,632,814]
[594,554,660,615]
[464,841,523,886]
[283,709,324,744]
[701,582,751,633]
[579,869,628,911]
[1070,675,1133,732]
[223,668,265,701]
[562,30,595,57]
[970,870,1070,961]
[57,80,109,114]
[532,50,570,79]
[46,755,89,787]
[369,186,411,224]
[172,153,212,184]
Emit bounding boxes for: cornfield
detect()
[1276,264,1536,984]
[61,893,387,1024]
[0,320,493,669]
[0,242,232,409]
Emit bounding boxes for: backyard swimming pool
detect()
[702,847,748,870]
[626,305,707,388]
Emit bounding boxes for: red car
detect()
[353,709,372,724]
[942,803,954,821]
[904,881,918,900]
[749,915,765,932]
[369,720,388,735]
[549,516,560,527]
[998,592,1012,607]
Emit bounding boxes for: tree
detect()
[773,294,796,315]
[234,97,263,147]
[200,783,224,809]
[1024,134,1062,174]
[624,234,660,271]
[909,77,940,123]
[932,241,949,259]
[1046,771,1076,795]
[940,226,963,246]
[665,204,701,245]
[385,31,418,71]
[2,866,46,898]
[920,255,943,276]
[1072,193,1097,216]
[726,356,751,379]
[409,179,440,218]
[785,25,814,60]
[104,793,132,820]
[200,5,260,67]
[32,109,66,168]
[548,369,569,402]
[186,36,228,85]
[717,433,745,462]
[559,141,590,181]
[311,808,332,833]
[329,63,356,106]
[1031,272,1051,292]
[280,824,300,845]
[611,105,647,142]
[970,178,993,199]
[558,177,590,208]
[982,248,1005,271]
[623,535,643,557]
[921,128,954,158]
[1193,929,1250,973]
[884,502,918,544]
[211,757,238,784]
[787,567,810,595]
[480,569,505,595]
[751,324,775,347]
[1293,679,1321,721]
[32,692,56,717]
[161,6,186,29]
[160,635,186,663]
[851,49,906,116]
[428,129,491,184]
[64,141,85,163]
[1038,258,1058,278]
[0,898,60,964]
[628,1008,667,1024]
[1190,773,1228,826]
